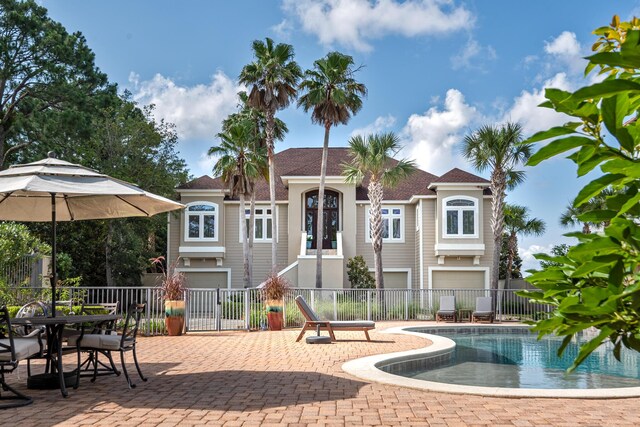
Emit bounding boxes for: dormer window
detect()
[185,202,218,241]
[443,196,478,238]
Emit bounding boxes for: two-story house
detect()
[168,147,493,290]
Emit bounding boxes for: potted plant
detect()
[151,256,188,336]
[261,273,290,331]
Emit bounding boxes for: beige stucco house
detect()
[167,147,494,290]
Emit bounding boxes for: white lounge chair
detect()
[295,295,375,342]
[436,296,457,322]
[472,297,494,323]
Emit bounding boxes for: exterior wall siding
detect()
[223,203,289,289]
[354,202,417,288]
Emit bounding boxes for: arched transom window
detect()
[443,196,478,238]
[185,202,218,241]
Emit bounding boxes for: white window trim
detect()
[442,196,478,239]
[365,205,405,243]
[184,201,219,242]
[240,205,274,243]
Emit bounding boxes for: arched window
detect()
[185,202,218,241]
[443,196,478,238]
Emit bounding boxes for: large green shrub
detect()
[346,256,375,289]
[520,15,640,370]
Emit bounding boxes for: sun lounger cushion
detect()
[329,321,375,328]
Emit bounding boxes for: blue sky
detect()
[42,0,639,272]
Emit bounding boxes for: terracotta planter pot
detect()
[267,311,283,331]
[165,300,185,336]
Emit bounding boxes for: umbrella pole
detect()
[50,193,57,318]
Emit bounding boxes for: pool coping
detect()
[342,323,640,399]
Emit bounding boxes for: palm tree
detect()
[298,51,367,288]
[239,38,302,273]
[559,187,613,234]
[223,91,286,285]
[461,122,532,295]
[343,132,416,290]
[503,204,545,288]
[209,119,266,288]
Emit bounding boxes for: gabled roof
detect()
[433,168,490,184]
[178,148,488,201]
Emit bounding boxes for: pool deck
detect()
[1,320,639,426]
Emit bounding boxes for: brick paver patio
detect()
[1,321,639,426]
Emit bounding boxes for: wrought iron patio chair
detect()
[0,305,44,408]
[74,302,121,378]
[70,303,147,389]
[436,296,457,322]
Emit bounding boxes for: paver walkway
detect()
[1,321,639,426]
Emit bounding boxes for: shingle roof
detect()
[433,168,490,184]
[178,148,487,201]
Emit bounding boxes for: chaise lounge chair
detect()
[436,296,457,322]
[472,296,494,323]
[295,295,375,342]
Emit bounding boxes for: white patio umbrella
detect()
[0,152,185,316]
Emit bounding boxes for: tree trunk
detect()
[315,123,331,288]
[248,187,256,287]
[505,232,517,290]
[266,109,278,273]
[105,220,114,287]
[490,168,506,312]
[368,179,384,291]
[0,126,6,170]
[239,192,250,288]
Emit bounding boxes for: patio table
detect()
[12,314,120,398]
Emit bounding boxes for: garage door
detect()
[431,270,484,290]
[185,272,228,289]
[383,271,409,289]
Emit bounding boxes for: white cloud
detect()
[282,0,475,52]
[271,19,293,40]
[400,89,480,174]
[544,31,581,57]
[544,31,586,75]
[451,38,496,71]
[503,72,573,136]
[519,243,555,274]
[129,71,242,140]
[197,152,218,177]
[350,115,396,137]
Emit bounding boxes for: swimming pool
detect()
[342,325,640,398]
[383,327,640,389]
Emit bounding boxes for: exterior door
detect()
[305,190,339,249]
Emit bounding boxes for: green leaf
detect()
[619,192,640,214]
[601,158,640,178]
[570,236,620,256]
[571,80,640,101]
[568,328,612,372]
[588,52,640,70]
[525,126,578,144]
[527,136,594,166]
[577,209,616,223]
[574,174,625,206]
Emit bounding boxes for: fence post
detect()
[367,291,371,321]
[244,288,250,330]
[333,290,337,321]
[216,288,221,331]
[405,291,409,321]
[310,290,315,312]
[145,288,152,336]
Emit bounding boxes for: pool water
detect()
[386,327,640,389]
